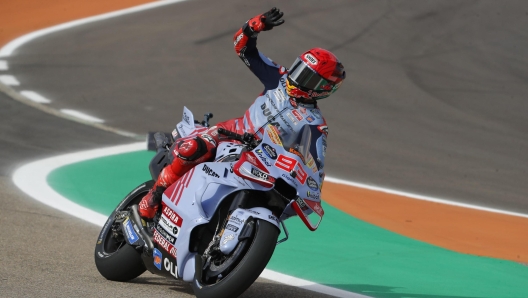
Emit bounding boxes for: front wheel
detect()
[94,180,153,281]
[192,219,279,298]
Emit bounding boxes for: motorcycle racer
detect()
[139,7,346,219]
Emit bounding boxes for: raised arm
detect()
[233,8,286,91]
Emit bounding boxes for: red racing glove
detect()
[247,7,285,33]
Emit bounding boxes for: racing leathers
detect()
[139,10,328,219]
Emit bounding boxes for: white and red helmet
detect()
[286,48,345,100]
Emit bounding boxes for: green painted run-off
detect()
[47,150,528,298]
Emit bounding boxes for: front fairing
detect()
[233,124,325,230]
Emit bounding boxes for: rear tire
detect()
[94,180,153,281]
[192,219,279,298]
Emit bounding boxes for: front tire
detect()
[94,180,153,281]
[192,219,279,298]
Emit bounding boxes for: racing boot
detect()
[138,166,179,219]
[138,186,166,219]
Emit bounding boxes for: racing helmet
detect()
[286,48,346,100]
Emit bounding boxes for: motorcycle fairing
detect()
[161,161,275,282]
[219,207,280,255]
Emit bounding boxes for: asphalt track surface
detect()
[1,0,528,297]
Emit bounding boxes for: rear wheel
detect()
[94,180,153,281]
[192,219,279,298]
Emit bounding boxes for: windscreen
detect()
[280,124,326,171]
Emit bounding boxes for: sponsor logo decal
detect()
[124,219,139,244]
[294,163,308,184]
[306,176,319,191]
[246,153,258,166]
[273,89,287,103]
[296,198,309,211]
[289,148,306,163]
[156,223,177,244]
[305,53,318,65]
[275,154,297,172]
[310,90,331,98]
[306,116,315,123]
[162,206,183,227]
[251,166,269,180]
[164,258,178,278]
[289,98,298,108]
[306,154,318,173]
[292,110,303,121]
[234,32,244,46]
[229,215,245,226]
[202,164,220,178]
[306,200,324,216]
[286,113,298,125]
[222,234,235,245]
[306,191,320,200]
[225,224,239,232]
[153,248,162,270]
[266,126,283,145]
[262,143,277,160]
[281,173,298,187]
[183,111,191,126]
[255,149,272,166]
[297,198,308,211]
[159,214,180,237]
[153,230,177,258]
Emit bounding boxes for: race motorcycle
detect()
[94,107,326,298]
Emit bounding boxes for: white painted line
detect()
[12,143,146,226]
[0,60,7,70]
[12,142,372,298]
[260,269,371,298]
[325,177,528,219]
[0,0,189,58]
[20,90,52,103]
[60,109,104,123]
[0,75,20,85]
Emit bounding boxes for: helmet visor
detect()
[289,58,332,92]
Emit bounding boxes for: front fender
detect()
[219,207,279,255]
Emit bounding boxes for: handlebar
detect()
[217,128,259,149]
